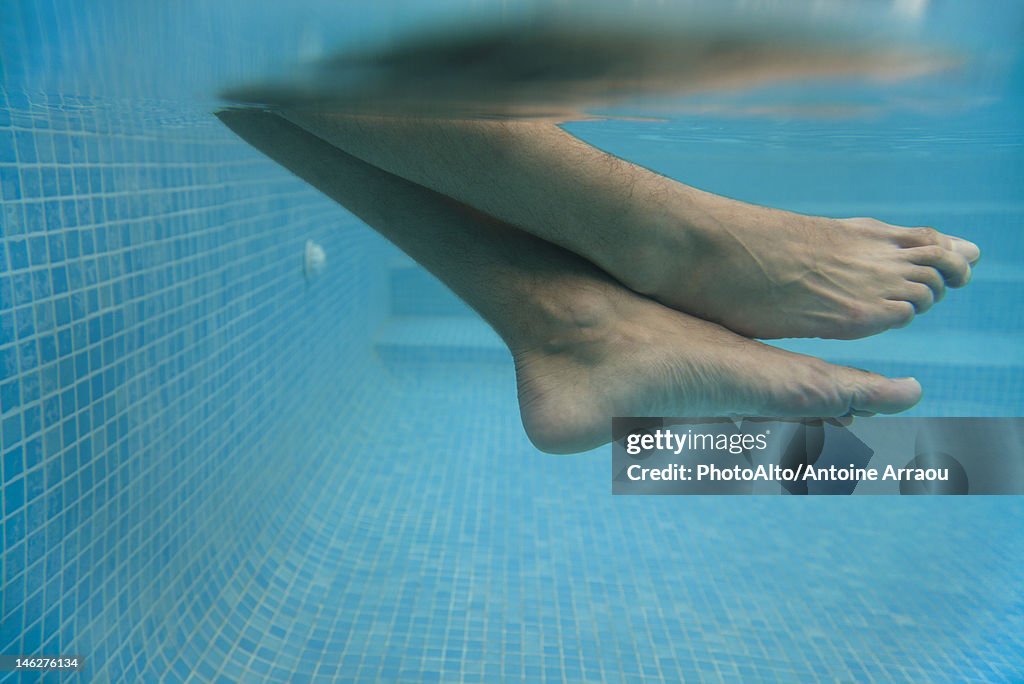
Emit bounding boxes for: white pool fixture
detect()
[892,0,929,20]
[304,240,326,279]
[297,25,325,63]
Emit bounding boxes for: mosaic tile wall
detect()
[0,85,399,679]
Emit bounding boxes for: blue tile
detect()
[6,239,28,270]
[3,474,23,515]
[0,131,16,163]
[0,166,20,200]
[0,379,19,414]
[0,348,16,381]
[14,132,37,163]
[2,445,23,482]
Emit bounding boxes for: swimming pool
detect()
[1,1,1022,681]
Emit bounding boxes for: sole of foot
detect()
[512,277,922,453]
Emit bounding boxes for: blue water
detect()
[1,1,1022,682]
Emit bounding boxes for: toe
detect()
[843,370,922,415]
[907,266,946,303]
[894,282,935,314]
[773,356,919,416]
[835,300,914,338]
[894,226,954,251]
[894,226,980,275]
[950,236,982,264]
[880,300,916,329]
[905,245,972,287]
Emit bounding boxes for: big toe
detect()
[844,369,922,415]
[950,236,982,265]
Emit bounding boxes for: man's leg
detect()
[279,112,980,341]
[218,108,921,453]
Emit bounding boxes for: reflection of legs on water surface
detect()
[281,113,980,340]
[218,109,921,453]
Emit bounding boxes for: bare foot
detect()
[511,274,922,454]
[271,113,978,341]
[628,195,981,340]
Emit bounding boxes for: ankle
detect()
[513,277,625,358]
[614,199,711,298]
